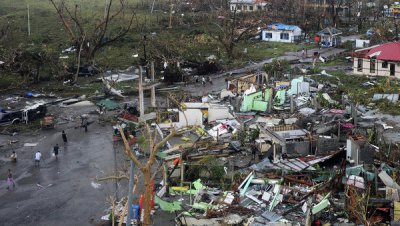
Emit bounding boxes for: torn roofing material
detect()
[273,158,315,172]
[261,210,283,222]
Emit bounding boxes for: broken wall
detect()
[241,89,271,112]
[286,141,310,156]
[208,106,233,122]
[316,136,339,155]
[346,138,374,165]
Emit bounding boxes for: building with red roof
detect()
[353,42,400,77]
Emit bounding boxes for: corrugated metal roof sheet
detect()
[261,211,283,222]
[274,158,315,172]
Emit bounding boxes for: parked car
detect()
[0,110,23,125]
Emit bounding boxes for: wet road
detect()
[0,112,126,226]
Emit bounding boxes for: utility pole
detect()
[139,66,145,116]
[27,4,31,36]
[151,61,156,108]
[126,161,135,225]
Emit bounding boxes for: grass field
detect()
[0,1,301,73]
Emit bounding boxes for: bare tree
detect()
[49,0,135,83]
[210,9,260,60]
[327,0,344,27]
[119,124,178,226]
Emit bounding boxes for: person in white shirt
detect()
[10,151,17,163]
[35,151,42,167]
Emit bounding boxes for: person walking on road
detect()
[62,130,67,143]
[10,151,17,163]
[208,76,213,85]
[6,169,15,190]
[35,151,42,167]
[53,144,59,161]
[83,122,88,132]
[202,76,206,86]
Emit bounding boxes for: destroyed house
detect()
[346,135,375,165]
[226,73,267,95]
[156,103,234,129]
[240,88,272,112]
[353,42,400,77]
[257,123,313,160]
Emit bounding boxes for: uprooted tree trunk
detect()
[49,0,135,83]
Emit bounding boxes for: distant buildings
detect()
[388,2,400,18]
[229,0,268,12]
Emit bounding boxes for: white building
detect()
[353,42,400,77]
[261,23,302,43]
[230,0,268,12]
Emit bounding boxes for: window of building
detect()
[357,58,363,72]
[382,61,388,68]
[249,5,253,10]
[257,5,262,10]
[265,32,272,39]
[370,59,376,73]
[280,33,289,40]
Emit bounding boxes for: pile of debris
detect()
[105,71,400,225]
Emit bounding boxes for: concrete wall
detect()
[316,137,339,155]
[353,57,400,78]
[346,138,374,165]
[208,107,233,122]
[286,141,310,156]
[158,109,203,129]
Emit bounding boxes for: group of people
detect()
[34,130,67,167]
[6,130,69,191]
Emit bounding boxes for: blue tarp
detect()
[266,23,300,31]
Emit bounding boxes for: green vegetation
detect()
[312,71,400,115]
[0,0,303,89]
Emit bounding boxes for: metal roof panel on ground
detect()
[273,158,315,172]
